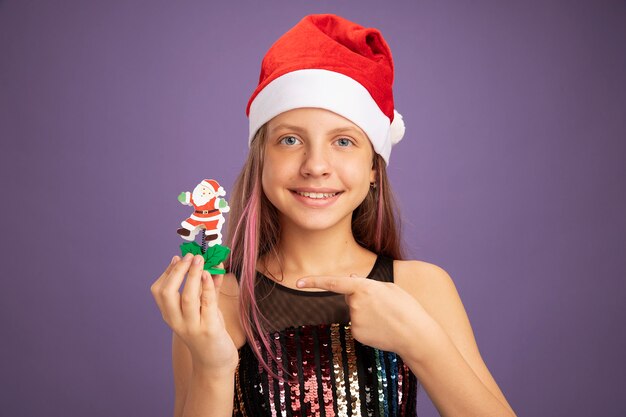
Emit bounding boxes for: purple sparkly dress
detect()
[233,255,420,416]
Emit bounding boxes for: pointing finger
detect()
[296,275,364,294]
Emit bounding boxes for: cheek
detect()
[260,166,272,198]
[263,153,298,183]
[261,156,291,200]
[342,158,373,188]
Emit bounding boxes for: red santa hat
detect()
[200,179,225,197]
[246,14,405,165]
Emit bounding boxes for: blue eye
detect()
[336,138,353,147]
[279,136,301,145]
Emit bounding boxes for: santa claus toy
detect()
[176,178,230,274]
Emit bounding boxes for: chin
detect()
[283,210,353,233]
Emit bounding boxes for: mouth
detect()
[291,190,341,200]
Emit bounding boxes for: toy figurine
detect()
[176,179,230,274]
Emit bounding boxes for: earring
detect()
[370,181,377,189]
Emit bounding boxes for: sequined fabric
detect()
[233,255,420,416]
[233,323,419,416]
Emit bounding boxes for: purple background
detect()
[1,1,624,416]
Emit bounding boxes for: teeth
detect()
[296,191,338,199]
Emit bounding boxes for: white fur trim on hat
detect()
[390,110,405,145]
[248,69,400,165]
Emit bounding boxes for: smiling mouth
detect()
[292,191,341,199]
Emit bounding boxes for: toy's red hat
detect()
[246,14,405,165]
[200,179,225,197]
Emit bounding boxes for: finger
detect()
[159,253,195,324]
[296,275,364,294]
[165,255,181,275]
[150,256,181,315]
[151,256,180,292]
[161,253,194,292]
[180,255,205,323]
[200,270,218,323]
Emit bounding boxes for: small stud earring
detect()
[370,182,377,189]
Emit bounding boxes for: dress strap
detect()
[366,255,394,283]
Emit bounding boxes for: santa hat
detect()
[200,179,225,197]
[246,14,405,165]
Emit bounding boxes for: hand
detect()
[296,275,431,356]
[151,253,238,373]
[177,192,186,203]
[218,199,230,212]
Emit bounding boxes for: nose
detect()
[300,144,331,178]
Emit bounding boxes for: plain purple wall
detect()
[1,1,624,416]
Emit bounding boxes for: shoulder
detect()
[393,260,516,413]
[393,259,456,295]
[393,260,470,336]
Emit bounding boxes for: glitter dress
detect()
[233,255,420,416]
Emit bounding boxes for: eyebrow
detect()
[270,123,364,137]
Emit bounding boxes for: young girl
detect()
[151,14,516,417]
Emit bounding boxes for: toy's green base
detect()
[179,242,230,275]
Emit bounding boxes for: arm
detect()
[151,256,244,417]
[172,333,189,417]
[171,271,245,417]
[173,333,235,417]
[395,261,516,417]
[296,262,516,417]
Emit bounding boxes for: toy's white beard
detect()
[192,190,211,207]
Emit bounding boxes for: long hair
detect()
[226,123,405,379]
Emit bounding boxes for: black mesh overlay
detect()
[255,255,394,333]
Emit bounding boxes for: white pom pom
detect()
[390,109,405,145]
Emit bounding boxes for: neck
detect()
[261,216,375,284]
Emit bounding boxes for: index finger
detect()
[151,255,181,289]
[161,253,195,292]
[296,275,364,294]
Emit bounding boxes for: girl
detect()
[151,14,516,417]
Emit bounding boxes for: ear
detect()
[369,154,378,184]
[370,164,377,184]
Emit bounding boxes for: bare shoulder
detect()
[393,259,471,343]
[393,259,457,301]
[218,272,246,349]
[393,260,516,414]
